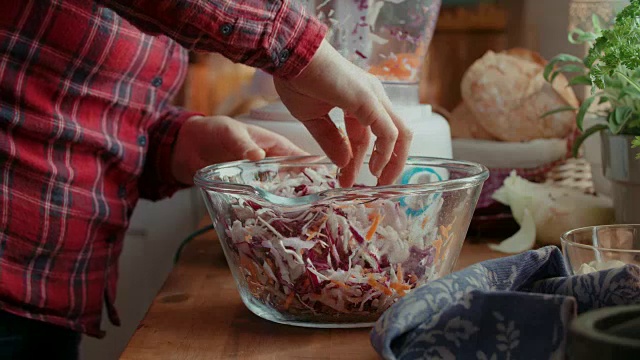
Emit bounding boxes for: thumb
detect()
[225,126,267,161]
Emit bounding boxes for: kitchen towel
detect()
[370,246,640,360]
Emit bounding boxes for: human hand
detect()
[171,116,306,185]
[273,40,412,187]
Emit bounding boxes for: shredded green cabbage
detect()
[221,167,451,320]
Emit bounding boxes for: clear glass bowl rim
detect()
[561,224,640,254]
[194,155,489,202]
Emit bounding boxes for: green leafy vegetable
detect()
[544,0,640,158]
[576,96,596,131]
[585,1,640,86]
[633,136,640,159]
[540,106,577,119]
[572,124,609,158]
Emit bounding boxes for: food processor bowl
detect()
[303,0,441,86]
[195,156,488,328]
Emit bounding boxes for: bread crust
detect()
[460,48,579,142]
[448,102,497,140]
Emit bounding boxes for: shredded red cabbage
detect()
[223,167,450,320]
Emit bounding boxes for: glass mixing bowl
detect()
[195,156,488,328]
[561,225,640,275]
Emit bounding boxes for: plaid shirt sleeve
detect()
[96,0,327,79]
[0,1,326,337]
[139,105,199,201]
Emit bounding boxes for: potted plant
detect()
[543,0,640,223]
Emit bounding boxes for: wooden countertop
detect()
[121,221,507,360]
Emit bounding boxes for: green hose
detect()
[173,224,215,264]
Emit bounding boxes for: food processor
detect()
[236,0,450,184]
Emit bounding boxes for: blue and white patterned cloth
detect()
[371,246,640,360]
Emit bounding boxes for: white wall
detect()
[521,0,581,59]
[80,188,205,360]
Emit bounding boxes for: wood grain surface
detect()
[120,220,507,360]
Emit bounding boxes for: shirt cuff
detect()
[139,106,201,201]
[269,5,327,80]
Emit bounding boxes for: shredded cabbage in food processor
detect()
[223,167,449,319]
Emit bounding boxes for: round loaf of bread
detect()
[460,48,579,142]
[449,102,497,140]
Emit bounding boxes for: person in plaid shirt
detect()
[0,0,412,358]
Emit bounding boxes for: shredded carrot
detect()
[390,283,411,291]
[368,53,420,80]
[283,291,295,310]
[408,274,419,284]
[432,238,443,260]
[390,282,412,297]
[305,215,329,240]
[367,274,393,296]
[240,256,258,279]
[366,212,382,241]
[439,225,449,239]
[331,280,348,289]
[421,216,430,230]
[241,256,262,295]
[397,264,404,282]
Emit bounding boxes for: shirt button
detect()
[279,49,290,62]
[118,185,127,198]
[137,135,147,146]
[151,76,163,87]
[220,23,233,36]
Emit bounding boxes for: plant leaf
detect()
[572,124,609,158]
[568,28,599,44]
[544,62,557,82]
[540,106,576,119]
[544,54,583,81]
[615,70,640,93]
[607,112,618,134]
[634,136,640,159]
[619,85,640,100]
[568,75,593,86]
[592,14,603,34]
[609,106,633,134]
[553,54,584,64]
[559,64,586,73]
[550,64,585,84]
[576,96,596,131]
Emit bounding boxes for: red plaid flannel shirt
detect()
[0,0,325,337]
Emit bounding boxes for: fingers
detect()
[225,125,267,161]
[372,86,413,185]
[300,115,352,168]
[348,89,398,178]
[353,79,412,185]
[246,125,308,157]
[377,118,412,185]
[338,114,371,187]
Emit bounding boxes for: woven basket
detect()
[466,129,593,238]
